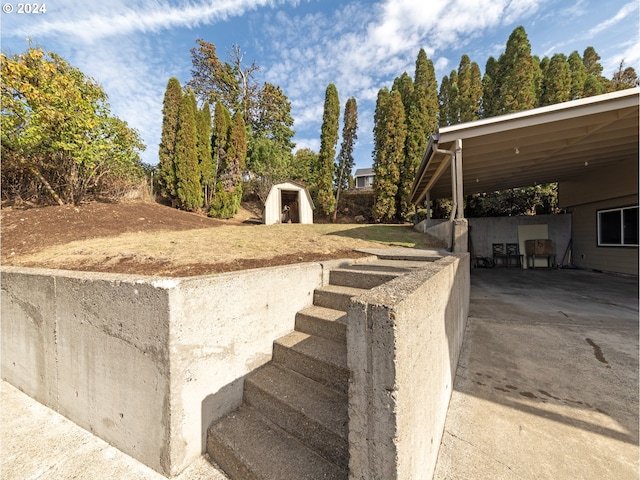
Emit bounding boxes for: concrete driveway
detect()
[434,267,639,480]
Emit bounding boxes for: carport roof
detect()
[410,87,640,203]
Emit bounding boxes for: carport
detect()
[433,268,639,478]
[410,88,639,274]
[409,89,639,477]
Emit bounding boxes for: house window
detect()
[597,206,639,246]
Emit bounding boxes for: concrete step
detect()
[329,267,401,289]
[341,262,415,273]
[273,331,348,395]
[295,306,347,343]
[313,284,368,311]
[244,363,348,469]
[207,405,347,480]
[373,252,442,262]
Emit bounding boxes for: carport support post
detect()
[426,192,431,222]
[454,139,464,220]
[452,139,468,253]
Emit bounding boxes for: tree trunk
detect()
[332,165,346,223]
[21,158,64,205]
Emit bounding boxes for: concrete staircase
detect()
[206,258,428,479]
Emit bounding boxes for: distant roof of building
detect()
[354,168,375,177]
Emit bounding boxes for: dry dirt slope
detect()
[1,201,442,277]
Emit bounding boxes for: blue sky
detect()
[2,0,638,172]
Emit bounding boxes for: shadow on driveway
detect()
[435,268,639,480]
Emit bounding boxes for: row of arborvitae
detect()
[157,78,245,217]
[157,39,360,221]
[371,26,638,223]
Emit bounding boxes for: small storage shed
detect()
[263,182,315,225]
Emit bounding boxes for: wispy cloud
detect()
[5,0,292,42]
[263,0,546,132]
[4,0,635,170]
[71,38,173,163]
[587,1,638,37]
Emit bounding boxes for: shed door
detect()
[281,190,300,223]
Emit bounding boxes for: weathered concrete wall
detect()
[166,261,343,475]
[347,254,470,480]
[1,268,172,474]
[468,214,572,262]
[1,260,354,477]
[414,219,452,249]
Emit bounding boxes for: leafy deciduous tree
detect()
[1,46,144,205]
[611,60,639,90]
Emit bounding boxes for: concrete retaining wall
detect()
[1,261,353,476]
[414,219,451,249]
[417,215,572,261]
[468,214,572,262]
[347,254,470,480]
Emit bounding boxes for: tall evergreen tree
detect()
[457,55,483,123]
[497,26,537,113]
[400,49,439,219]
[540,53,572,106]
[254,82,296,150]
[481,56,500,118]
[210,111,246,218]
[372,88,393,222]
[158,77,182,202]
[446,70,459,124]
[211,101,231,199]
[372,89,406,223]
[582,46,609,96]
[333,97,358,222]
[568,51,587,100]
[197,101,214,208]
[393,73,414,108]
[174,90,203,211]
[413,49,439,139]
[531,55,543,107]
[583,46,604,77]
[392,72,418,218]
[188,39,296,201]
[583,74,606,97]
[438,75,452,126]
[317,83,340,217]
[209,101,230,216]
